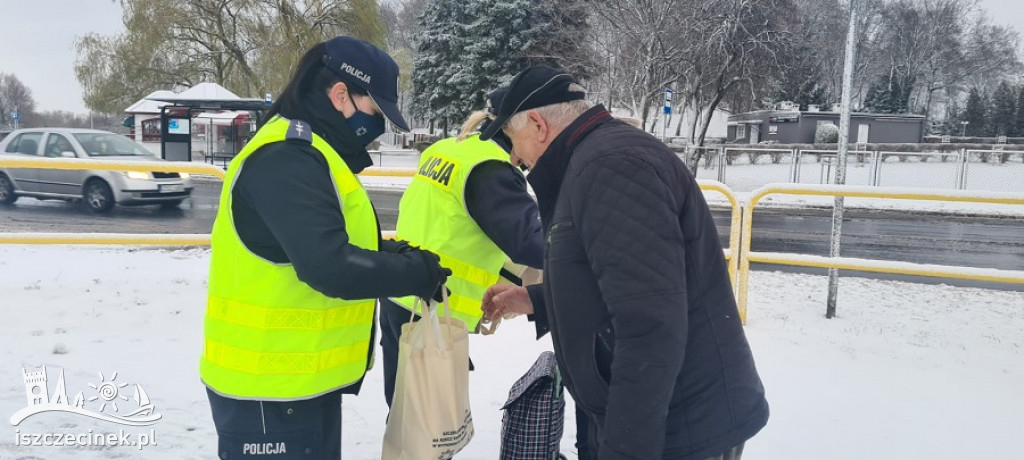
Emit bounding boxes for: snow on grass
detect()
[0,246,1020,459]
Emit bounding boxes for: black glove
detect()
[412,249,452,302]
[380,238,417,254]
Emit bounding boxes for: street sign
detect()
[664,88,673,115]
[264,92,273,106]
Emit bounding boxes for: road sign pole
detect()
[662,88,673,144]
[827,0,861,319]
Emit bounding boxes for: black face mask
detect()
[344,97,386,146]
[296,91,374,173]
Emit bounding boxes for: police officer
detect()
[379,89,544,408]
[200,36,449,459]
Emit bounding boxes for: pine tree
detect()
[412,0,469,133]
[863,70,914,114]
[963,88,987,137]
[989,81,1016,137]
[1014,84,1024,138]
[863,78,896,114]
[458,0,540,111]
[413,0,547,133]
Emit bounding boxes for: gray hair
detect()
[507,84,594,134]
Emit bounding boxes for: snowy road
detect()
[1,180,1021,290]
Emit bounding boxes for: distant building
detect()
[727,110,926,144]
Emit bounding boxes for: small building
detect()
[124,83,266,161]
[727,110,926,144]
[124,90,177,154]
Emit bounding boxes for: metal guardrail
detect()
[0,161,744,293]
[0,157,226,179]
[6,158,1019,327]
[696,180,742,293]
[736,183,1024,322]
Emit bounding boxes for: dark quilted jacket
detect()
[525,106,769,460]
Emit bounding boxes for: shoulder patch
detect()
[285,120,313,143]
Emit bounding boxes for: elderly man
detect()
[480,65,769,460]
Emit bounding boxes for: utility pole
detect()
[827,0,861,319]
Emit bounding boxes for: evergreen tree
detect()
[863,70,915,114]
[413,0,547,132]
[863,78,896,113]
[457,0,540,117]
[963,88,987,137]
[411,0,469,133]
[1014,84,1024,138]
[989,81,1016,137]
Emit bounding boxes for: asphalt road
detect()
[2,179,1021,291]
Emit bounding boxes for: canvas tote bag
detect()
[382,290,474,460]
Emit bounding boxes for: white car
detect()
[0,128,194,213]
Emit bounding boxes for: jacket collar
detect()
[527,105,612,225]
[281,92,374,174]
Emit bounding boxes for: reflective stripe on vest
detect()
[200,117,379,400]
[393,135,512,331]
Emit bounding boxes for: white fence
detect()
[693,147,1024,193]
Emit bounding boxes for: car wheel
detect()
[159,199,184,210]
[83,179,115,213]
[0,174,18,204]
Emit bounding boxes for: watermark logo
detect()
[10,367,161,426]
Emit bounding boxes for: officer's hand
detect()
[432,284,451,304]
[413,249,452,302]
[380,238,417,254]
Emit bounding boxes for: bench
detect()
[205,153,235,168]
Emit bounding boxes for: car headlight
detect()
[179,172,191,179]
[123,171,150,180]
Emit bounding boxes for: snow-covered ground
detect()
[1,246,1021,459]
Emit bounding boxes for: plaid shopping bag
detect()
[500,351,565,460]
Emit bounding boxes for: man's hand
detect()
[481,284,533,323]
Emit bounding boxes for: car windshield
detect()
[73,133,155,157]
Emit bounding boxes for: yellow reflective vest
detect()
[392,135,512,331]
[200,117,379,400]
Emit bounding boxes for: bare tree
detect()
[78,0,386,113]
[0,74,38,129]
[680,0,796,167]
[589,0,685,128]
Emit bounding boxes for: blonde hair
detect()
[457,110,494,141]
[507,83,594,134]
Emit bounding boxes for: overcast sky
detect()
[0,0,1021,114]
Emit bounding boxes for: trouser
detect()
[380,297,415,408]
[206,388,342,459]
[575,407,595,459]
[705,443,744,460]
[380,297,473,409]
